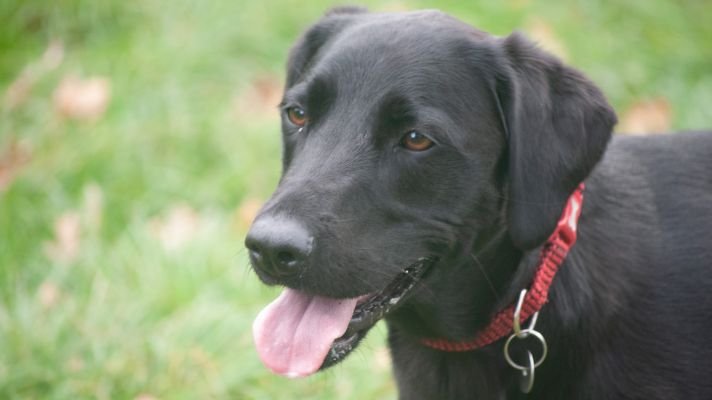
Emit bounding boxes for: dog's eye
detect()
[401,131,434,151]
[286,106,307,127]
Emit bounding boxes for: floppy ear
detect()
[496,32,617,250]
[286,6,367,87]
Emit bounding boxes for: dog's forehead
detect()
[344,10,489,45]
[295,12,494,117]
[321,12,486,83]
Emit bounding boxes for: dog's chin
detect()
[252,257,437,377]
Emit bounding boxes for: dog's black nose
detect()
[245,216,313,280]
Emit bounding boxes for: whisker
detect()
[470,252,500,303]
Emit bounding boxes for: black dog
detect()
[246,7,712,399]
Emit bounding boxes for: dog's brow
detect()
[282,77,336,117]
[373,93,460,146]
[305,76,336,115]
[376,93,416,125]
[282,81,309,105]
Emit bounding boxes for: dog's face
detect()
[247,8,615,378]
[255,11,505,297]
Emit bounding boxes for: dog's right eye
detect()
[400,131,434,152]
[286,106,308,127]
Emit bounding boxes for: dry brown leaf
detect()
[53,75,111,122]
[618,98,672,135]
[0,137,32,191]
[44,211,81,264]
[37,281,62,309]
[233,75,283,117]
[150,205,199,251]
[234,197,263,232]
[526,18,568,61]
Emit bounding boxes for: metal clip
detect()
[512,289,539,338]
[503,289,548,394]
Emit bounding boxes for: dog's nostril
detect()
[248,248,263,261]
[245,241,264,261]
[277,251,297,264]
[276,250,300,268]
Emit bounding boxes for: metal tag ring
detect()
[503,328,548,371]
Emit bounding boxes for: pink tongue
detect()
[253,288,358,378]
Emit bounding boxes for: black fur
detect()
[248,8,712,399]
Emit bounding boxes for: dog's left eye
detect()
[400,131,434,152]
[285,106,308,127]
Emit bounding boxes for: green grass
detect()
[1,0,710,398]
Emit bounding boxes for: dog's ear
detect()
[495,32,617,249]
[286,7,367,87]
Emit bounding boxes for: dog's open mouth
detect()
[252,257,436,378]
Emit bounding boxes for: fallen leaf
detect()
[0,137,32,191]
[37,281,62,309]
[618,98,672,135]
[234,197,263,232]
[233,75,283,117]
[150,205,199,251]
[44,211,81,264]
[53,75,111,122]
[526,18,568,60]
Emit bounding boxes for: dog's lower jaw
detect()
[319,328,367,370]
[318,256,439,371]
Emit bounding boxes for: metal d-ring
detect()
[504,289,548,393]
[503,328,548,370]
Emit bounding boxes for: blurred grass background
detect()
[0,0,710,399]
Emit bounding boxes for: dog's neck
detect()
[385,234,524,399]
[387,177,648,399]
[387,228,524,342]
[386,234,578,400]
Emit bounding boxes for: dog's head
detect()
[247,8,616,377]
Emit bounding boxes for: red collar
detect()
[421,184,585,352]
